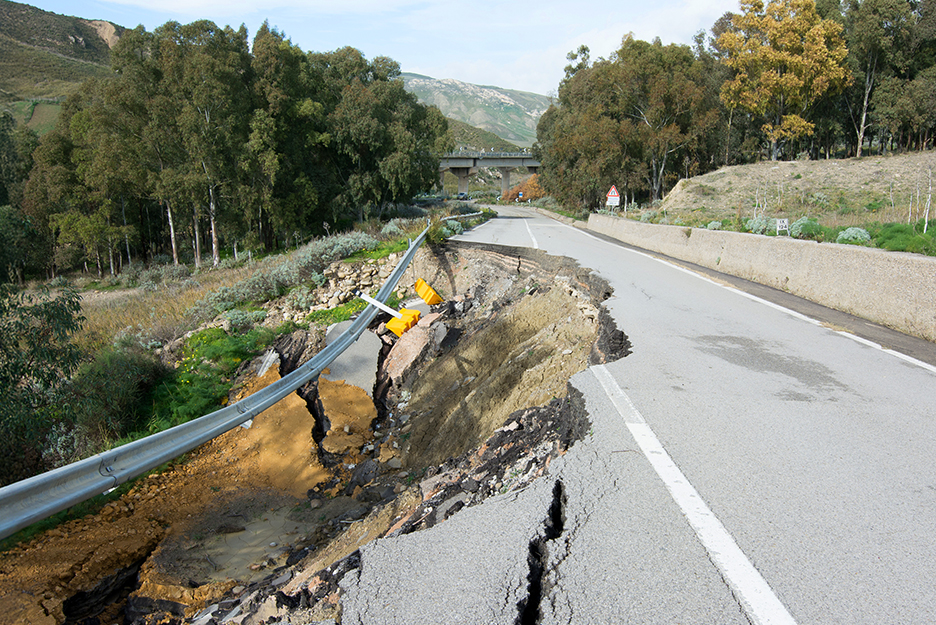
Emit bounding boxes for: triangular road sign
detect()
[607,185,619,198]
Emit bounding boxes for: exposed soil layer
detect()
[0,242,629,625]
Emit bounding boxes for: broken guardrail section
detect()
[0,225,432,540]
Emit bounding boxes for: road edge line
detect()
[593,364,798,625]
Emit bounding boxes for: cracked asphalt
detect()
[336,205,936,624]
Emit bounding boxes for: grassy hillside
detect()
[660,152,936,230]
[3,99,61,133]
[0,0,118,100]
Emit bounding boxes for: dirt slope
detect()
[0,242,628,625]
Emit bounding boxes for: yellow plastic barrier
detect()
[415,278,443,305]
[386,308,421,337]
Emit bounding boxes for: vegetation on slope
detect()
[0,0,118,100]
[534,0,936,212]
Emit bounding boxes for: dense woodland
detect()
[536,0,936,209]
[2,0,936,280]
[0,20,450,282]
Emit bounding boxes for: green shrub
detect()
[791,216,814,238]
[746,216,769,234]
[869,222,936,255]
[446,219,465,235]
[307,298,368,325]
[381,221,404,238]
[217,257,245,270]
[427,220,451,243]
[148,326,275,430]
[0,285,84,485]
[389,205,429,219]
[50,345,169,460]
[286,285,319,311]
[223,308,267,331]
[640,210,659,223]
[188,232,374,322]
[836,227,871,245]
[706,220,723,230]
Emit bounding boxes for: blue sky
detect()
[24,0,740,95]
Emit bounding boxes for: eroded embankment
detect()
[0,242,630,625]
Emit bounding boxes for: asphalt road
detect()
[339,205,936,624]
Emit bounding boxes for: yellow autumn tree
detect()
[503,174,545,203]
[717,0,851,159]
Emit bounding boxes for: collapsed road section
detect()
[0,242,631,625]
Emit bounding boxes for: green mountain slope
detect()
[0,0,120,100]
[403,73,550,148]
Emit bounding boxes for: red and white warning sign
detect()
[606,185,620,207]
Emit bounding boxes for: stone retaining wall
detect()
[587,213,936,342]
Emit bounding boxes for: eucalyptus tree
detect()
[156,20,252,267]
[844,0,913,156]
[614,36,719,201]
[718,0,851,159]
[243,22,328,250]
[537,36,717,208]
[110,26,185,264]
[310,48,450,222]
[536,56,648,209]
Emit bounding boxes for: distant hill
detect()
[0,1,547,149]
[446,118,520,152]
[403,73,550,148]
[0,0,121,100]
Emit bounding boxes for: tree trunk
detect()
[193,204,201,269]
[855,59,876,159]
[724,108,733,166]
[165,199,179,265]
[208,184,220,267]
[121,196,131,266]
[650,152,669,202]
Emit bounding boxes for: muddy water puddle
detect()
[198,496,366,585]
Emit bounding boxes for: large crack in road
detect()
[0,242,631,625]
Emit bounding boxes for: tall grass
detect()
[77,262,266,352]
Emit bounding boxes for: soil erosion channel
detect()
[0,242,630,625]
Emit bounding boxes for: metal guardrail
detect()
[0,226,430,540]
[443,151,534,158]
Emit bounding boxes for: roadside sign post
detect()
[606,185,620,210]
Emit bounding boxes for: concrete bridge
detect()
[439,151,541,196]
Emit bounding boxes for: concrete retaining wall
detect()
[588,213,936,342]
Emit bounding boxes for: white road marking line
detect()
[593,364,798,625]
[524,218,539,249]
[560,222,936,375]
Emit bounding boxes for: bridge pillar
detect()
[498,167,511,197]
[450,167,471,195]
